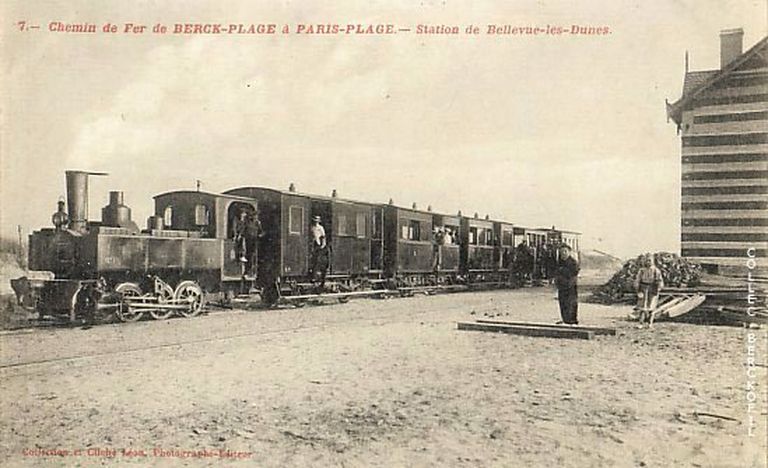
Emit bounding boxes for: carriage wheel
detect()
[115,283,144,322]
[149,282,175,320]
[174,281,205,318]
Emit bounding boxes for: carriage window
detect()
[445,225,459,244]
[163,206,173,227]
[469,227,477,245]
[337,214,348,236]
[194,204,210,226]
[409,220,421,241]
[478,229,488,246]
[372,212,381,239]
[401,219,421,241]
[356,213,366,238]
[289,206,303,235]
[503,230,514,246]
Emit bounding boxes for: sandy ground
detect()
[0,287,766,467]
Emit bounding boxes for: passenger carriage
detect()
[460,214,497,281]
[382,202,435,288]
[431,211,461,282]
[223,186,383,303]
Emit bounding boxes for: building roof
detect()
[666,35,768,125]
[681,70,718,96]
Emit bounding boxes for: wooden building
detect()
[667,29,768,275]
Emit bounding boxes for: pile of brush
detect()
[589,252,702,304]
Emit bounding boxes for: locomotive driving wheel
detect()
[115,283,144,322]
[174,281,205,318]
[148,282,175,320]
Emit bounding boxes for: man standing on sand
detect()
[635,255,664,326]
[554,244,580,325]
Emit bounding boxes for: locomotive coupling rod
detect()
[127,303,191,310]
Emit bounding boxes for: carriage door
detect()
[370,207,384,272]
[223,201,257,278]
[309,201,333,273]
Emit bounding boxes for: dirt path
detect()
[0,289,765,467]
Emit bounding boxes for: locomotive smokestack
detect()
[65,170,107,233]
[109,191,124,206]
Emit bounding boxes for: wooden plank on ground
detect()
[475,319,616,336]
[457,321,594,340]
[653,296,687,315]
[661,294,707,319]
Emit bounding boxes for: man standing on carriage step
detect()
[554,244,580,325]
[309,215,328,287]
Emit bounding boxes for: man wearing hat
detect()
[234,208,262,276]
[554,243,580,325]
[309,215,328,285]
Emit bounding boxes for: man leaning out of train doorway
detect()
[309,215,329,289]
[554,244,580,325]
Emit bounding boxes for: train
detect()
[12,171,580,322]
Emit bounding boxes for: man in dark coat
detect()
[554,244,580,324]
[233,209,263,276]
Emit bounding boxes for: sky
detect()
[1,0,766,258]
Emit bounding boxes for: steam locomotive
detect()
[13,171,580,322]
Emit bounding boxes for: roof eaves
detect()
[667,35,768,125]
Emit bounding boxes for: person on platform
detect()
[635,255,664,327]
[443,228,453,245]
[514,241,534,284]
[432,227,445,272]
[233,210,250,263]
[233,209,262,275]
[554,244,580,325]
[309,215,328,286]
[543,242,558,284]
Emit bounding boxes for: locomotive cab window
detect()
[289,206,303,235]
[163,206,173,228]
[194,204,210,226]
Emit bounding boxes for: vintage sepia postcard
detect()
[1,1,766,466]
